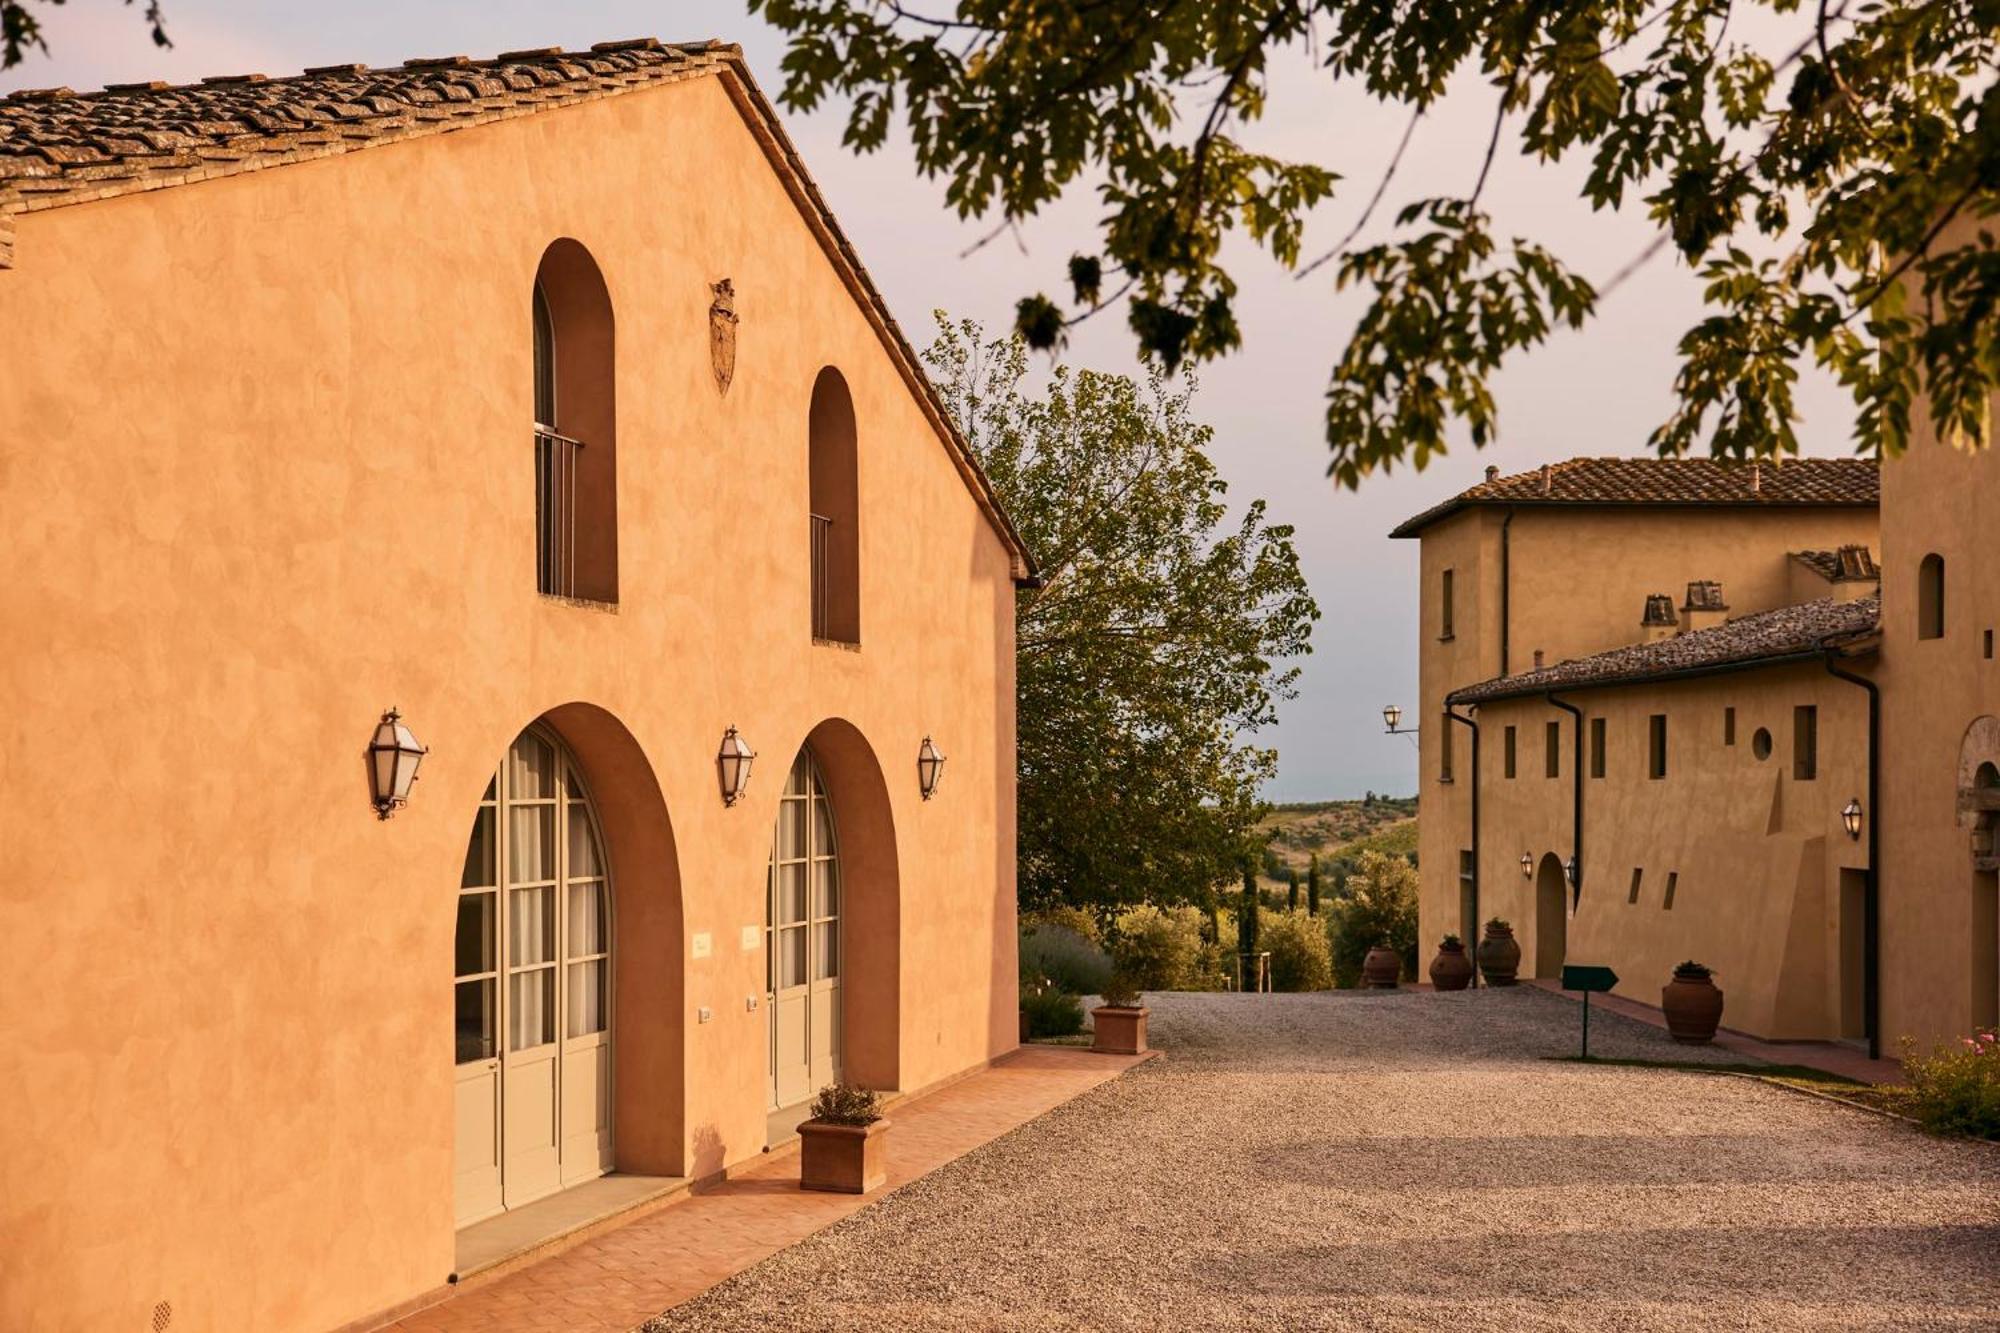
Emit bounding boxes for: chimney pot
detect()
[1539,463,1553,495]
[1750,460,1762,495]
[1533,649,1545,670]
[1484,465,1499,483]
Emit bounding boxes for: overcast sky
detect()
[5,3,1865,801]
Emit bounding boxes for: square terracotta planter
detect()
[1092,1005,1149,1055]
[797,1118,890,1194]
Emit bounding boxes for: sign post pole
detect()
[1560,964,1618,1061]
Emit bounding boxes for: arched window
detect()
[809,367,860,644]
[532,240,617,603]
[1918,553,1945,640]
[767,748,841,1114]
[454,726,612,1225]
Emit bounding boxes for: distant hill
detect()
[1253,795,1418,895]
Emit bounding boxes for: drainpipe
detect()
[1499,509,1515,677]
[1446,704,1480,988]
[1822,646,1880,1060]
[1545,692,1584,910]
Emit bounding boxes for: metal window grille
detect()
[536,427,584,597]
[810,512,832,640]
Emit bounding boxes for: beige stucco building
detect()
[0,41,1032,1332]
[1399,444,2000,1055]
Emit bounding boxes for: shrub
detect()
[1020,976,1085,1037]
[1262,909,1333,991]
[1022,903,1102,943]
[1019,922,1114,996]
[1100,974,1142,1008]
[1110,903,1203,990]
[1902,1030,2000,1140]
[809,1081,883,1125]
[1326,850,1419,988]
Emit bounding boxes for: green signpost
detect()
[1561,964,1619,1058]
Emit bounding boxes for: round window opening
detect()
[1751,727,1773,760]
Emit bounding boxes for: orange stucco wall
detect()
[1413,502,1880,997]
[0,74,1018,1332]
[1462,666,1870,1038]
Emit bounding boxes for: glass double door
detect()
[453,728,612,1228]
[767,749,841,1118]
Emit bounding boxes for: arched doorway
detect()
[1534,852,1568,979]
[767,747,842,1122]
[1973,760,1999,1031]
[453,725,614,1227]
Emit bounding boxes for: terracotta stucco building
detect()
[0,41,1032,1332]
[1399,446,2000,1054]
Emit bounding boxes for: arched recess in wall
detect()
[809,367,860,644]
[803,717,899,1090]
[1918,553,1945,640]
[1958,721,2000,1031]
[533,240,618,603]
[1533,852,1568,979]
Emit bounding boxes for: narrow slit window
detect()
[1794,705,1818,780]
[1589,717,1606,779]
[1440,719,1454,784]
[1724,707,1736,746]
[1440,568,1455,640]
[1545,720,1561,778]
[1663,872,1678,910]
[1504,726,1517,779]
[1918,553,1944,639]
[1648,714,1667,780]
[1628,869,1643,905]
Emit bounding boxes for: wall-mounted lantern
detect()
[1841,797,1864,841]
[367,707,427,820]
[917,735,945,801]
[1565,855,1581,915]
[717,726,755,807]
[1520,852,1534,877]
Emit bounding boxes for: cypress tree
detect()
[1288,867,1300,912]
[1238,859,1260,955]
[1307,853,1322,917]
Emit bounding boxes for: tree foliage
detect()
[753,0,2000,482]
[1326,850,1419,986]
[925,315,1317,914]
[2,0,168,69]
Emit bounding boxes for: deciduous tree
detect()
[755,1,2000,480]
[926,315,1317,916]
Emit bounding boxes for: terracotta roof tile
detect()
[0,39,732,230]
[1448,596,1879,705]
[1792,546,1880,582]
[1389,457,1878,538]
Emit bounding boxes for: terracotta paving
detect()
[384,1046,1151,1333]
[1525,978,1908,1083]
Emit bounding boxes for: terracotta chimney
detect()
[1640,594,1678,644]
[1830,544,1880,602]
[1750,460,1761,495]
[1532,649,1545,670]
[1485,465,1500,483]
[1680,580,1728,634]
[1539,463,1553,495]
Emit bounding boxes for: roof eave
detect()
[1390,494,1880,540]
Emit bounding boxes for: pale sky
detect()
[5,3,1864,800]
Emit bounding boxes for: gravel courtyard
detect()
[648,988,2000,1331]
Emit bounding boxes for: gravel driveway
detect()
[646,988,2000,1331]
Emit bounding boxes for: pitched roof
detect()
[1792,546,1880,582]
[0,39,1038,581]
[1389,457,1879,539]
[1447,595,1879,705]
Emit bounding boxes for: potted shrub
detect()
[1661,960,1725,1043]
[1477,918,1521,986]
[1428,934,1474,991]
[1091,975,1149,1055]
[797,1082,889,1194]
[1362,941,1402,988]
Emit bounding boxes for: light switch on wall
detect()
[691,932,712,959]
[745,995,759,1012]
[741,925,760,952]
[698,1006,712,1024]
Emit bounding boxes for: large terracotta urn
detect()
[1477,920,1521,986]
[1661,962,1725,1043]
[1429,937,1474,992]
[1362,944,1402,989]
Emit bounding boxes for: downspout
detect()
[1822,647,1880,1060]
[1446,704,1480,988]
[1499,509,1515,676]
[1545,692,1585,910]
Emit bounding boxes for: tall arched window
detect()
[809,367,860,644]
[532,240,618,603]
[767,748,841,1115]
[1918,553,1945,640]
[454,726,613,1226]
